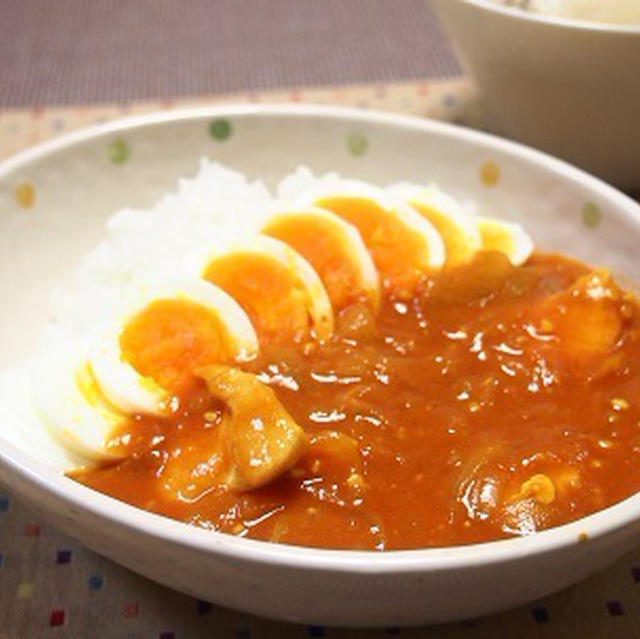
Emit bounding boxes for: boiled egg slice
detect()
[475,217,534,266]
[295,178,445,297]
[388,183,482,266]
[31,337,127,460]
[262,206,380,311]
[91,279,259,412]
[190,235,334,344]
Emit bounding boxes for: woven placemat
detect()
[1,80,640,639]
[0,0,459,109]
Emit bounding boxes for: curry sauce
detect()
[74,251,640,549]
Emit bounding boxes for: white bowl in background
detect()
[1,105,640,627]
[432,0,640,190]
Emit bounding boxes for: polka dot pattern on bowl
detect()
[107,138,130,165]
[480,161,500,187]
[346,132,368,157]
[582,201,603,228]
[209,118,232,141]
[14,181,35,208]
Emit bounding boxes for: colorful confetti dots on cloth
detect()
[209,118,232,141]
[49,609,65,627]
[88,574,104,591]
[16,582,34,600]
[531,606,549,623]
[196,600,213,615]
[607,600,625,616]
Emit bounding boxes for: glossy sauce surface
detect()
[75,252,640,549]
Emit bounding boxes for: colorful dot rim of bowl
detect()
[346,132,368,157]
[209,119,232,141]
[108,138,130,165]
[582,201,602,228]
[14,181,36,208]
[480,161,500,187]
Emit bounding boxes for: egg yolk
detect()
[314,196,431,297]
[119,298,234,394]
[263,213,376,311]
[202,252,312,344]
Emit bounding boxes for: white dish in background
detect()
[1,105,640,626]
[486,0,640,25]
[432,0,640,190]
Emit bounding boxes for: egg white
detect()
[294,177,446,270]
[187,234,335,341]
[263,205,381,310]
[388,182,483,264]
[0,363,89,470]
[475,217,535,266]
[31,336,127,461]
[90,279,260,417]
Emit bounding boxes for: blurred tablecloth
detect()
[0,0,458,109]
[2,77,640,638]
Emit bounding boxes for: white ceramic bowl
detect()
[1,105,640,627]
[432,0,640,190]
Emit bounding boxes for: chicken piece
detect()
[532,269,627,362]
[199,364,309,491]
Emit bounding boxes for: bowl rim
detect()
[2,102,640,574]
[460,0,640,33]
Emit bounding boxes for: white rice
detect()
[14,161,480,470]
[49,161,483,340]
[50,160,274,338]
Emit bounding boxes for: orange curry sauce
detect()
[74,252,640,549]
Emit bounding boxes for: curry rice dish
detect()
[31,164,640,550]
